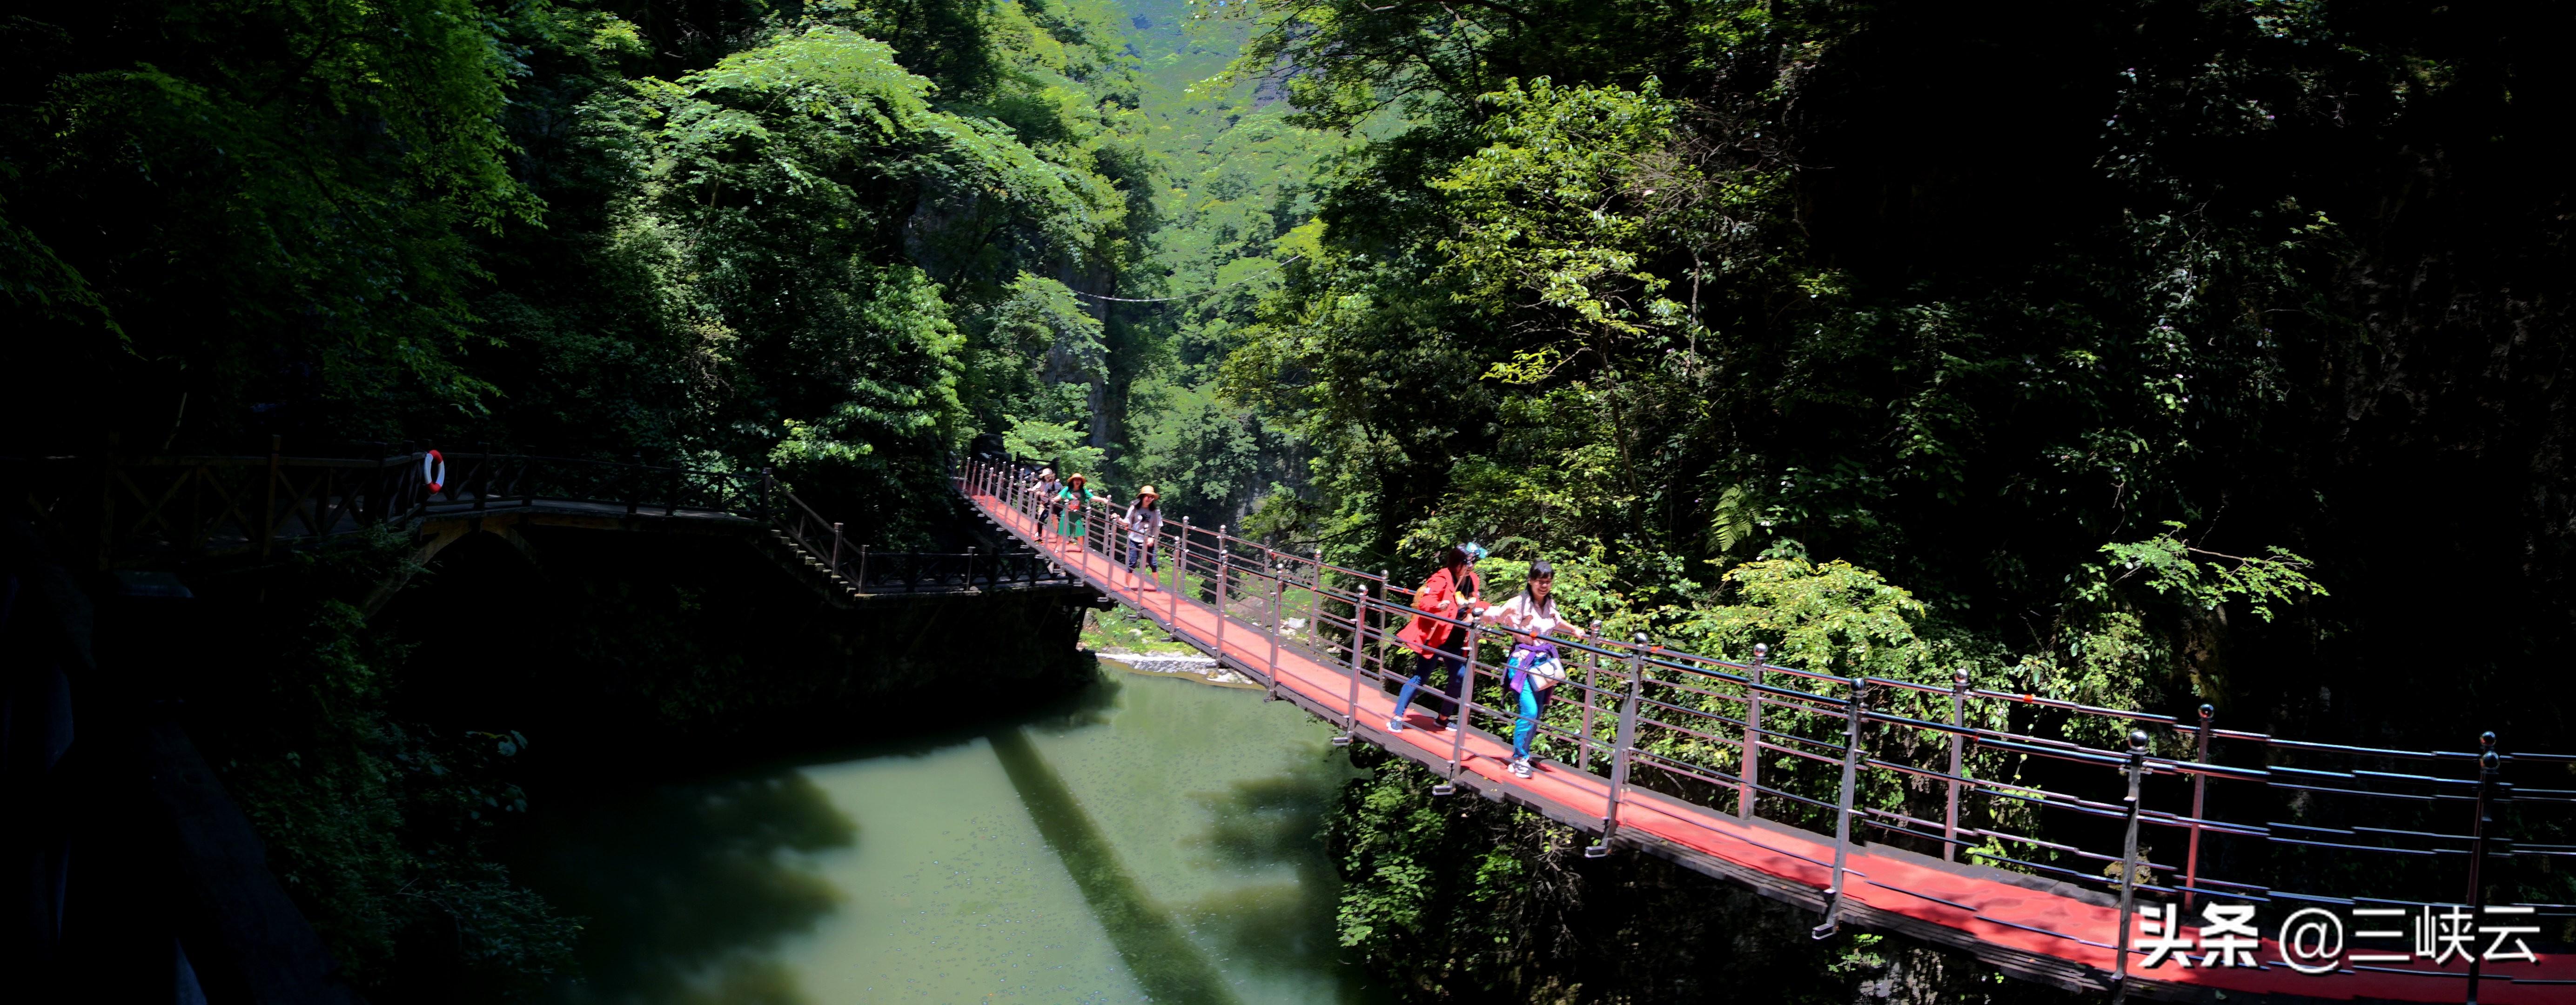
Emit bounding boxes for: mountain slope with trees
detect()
[8,0,2575,1000]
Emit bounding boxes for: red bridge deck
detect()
[962,481,2572,1003]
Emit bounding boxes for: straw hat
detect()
[1067,473,1086,486]
[1140,484,1159,498]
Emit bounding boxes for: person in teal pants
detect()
[1501,620,1566,778]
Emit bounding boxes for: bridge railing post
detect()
[1946,668,1969,861]
[1588,634,1649,858]
[2111,729,2148,991]
[857,545,868,590]
[1176,517,1190,627]
[1435,619,1477,796]
[830,522,844,579]
[1811,676,1869,940]
[2184,702,2212,903]
[758,467,774,520]
[1741,643,1768,820]
[1309,549,1327,652]
[1266,548,1282,691]
[2465,730,2502,1005]
[1335,584,1367,747]
[1216,525,1230,661]
[1374,570,1390,705]
[1578,619,1603,772]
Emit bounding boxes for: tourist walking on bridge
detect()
[1500,616,1567,778]
[1486,559,1576,775]
[1030,466,1062,541]
[1118,485,1163,589]
[1386,543,1486,732]
[1055,473,1102,548]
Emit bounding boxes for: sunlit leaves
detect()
[1434,77,1684,346]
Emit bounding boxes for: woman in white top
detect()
[1486,558,1578,777]
[1483,558,1582,639]
[1028,467,1062,540]
[1116,485,1164,590]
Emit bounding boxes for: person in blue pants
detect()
[1479,557,1577,774]
[1501,620,1566,778]
[1387,543,1485,731]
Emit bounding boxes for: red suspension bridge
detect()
[958,456,2576,1004]
[13,444,2571,1002]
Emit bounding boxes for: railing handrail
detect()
[20,450,1078,597]
[975,456,2572,762]
[956,453,2576,969]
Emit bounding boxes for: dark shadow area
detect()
[986,724,1242,1005]
[508,771,854,1005]
[378,526,1098,783]
[1183,752,1391,1005]
[497,667,1135,1001]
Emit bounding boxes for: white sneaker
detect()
[1509,757,1533,778]
[1386,718,1406,732]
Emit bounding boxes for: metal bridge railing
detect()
[11,444,1074,596]
[960,455,2573,998]
[7,440,772,563]
[770,479,1072,593]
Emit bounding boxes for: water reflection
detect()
[514,670,1389,1004]
[1182,766,1361,989]
[989,726,1240,1004]
[515,774,856,1005]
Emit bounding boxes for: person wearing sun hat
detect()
[1118,484,1165,589]
[1055,473,1102,546]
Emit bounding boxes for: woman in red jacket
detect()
[1386,543,1486,731]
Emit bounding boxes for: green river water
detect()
[512,667,1392,1005]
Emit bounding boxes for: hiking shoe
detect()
[1436,716,1454,731]
[1510,757,1533,779]
[1386,718,1406,732]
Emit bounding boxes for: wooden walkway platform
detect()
[962,479,2574,1004]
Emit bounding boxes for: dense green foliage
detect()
[4,0,1157,543]
[187,531,580,996]
[2,0,1187,996]
[14,0,2576,998]
[1177,0,2576,993]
